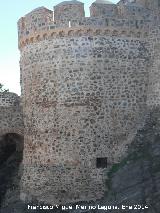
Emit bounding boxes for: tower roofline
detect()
[55,0,84,7]
[92,0,115,5]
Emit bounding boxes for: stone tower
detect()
[18,0,154,205]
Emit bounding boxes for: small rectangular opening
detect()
[96,157,107,168]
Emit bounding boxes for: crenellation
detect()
[18,0,158,50]
[117,1,152,19]
[18,7,53,41]
[90,0,118,18]
[54,1,85,21]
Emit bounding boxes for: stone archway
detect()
[0,132,24,208]
[0,128,24,138]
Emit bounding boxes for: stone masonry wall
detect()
[90,3,117,17]
[0,92,19,107]
[19,30,150,204]
[54,2,85,21]
[0,93,23,136]
[18,0,156,50]
[147,26,160,108]
[18,0,160,206]
[18,16,151,49]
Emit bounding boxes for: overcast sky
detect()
[0,0,118,95]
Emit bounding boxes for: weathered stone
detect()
[1,0,160,210]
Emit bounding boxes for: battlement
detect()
[54,0,85,21]
[18,0,159,49]
[90,0,117,17]
[18,16,151,49]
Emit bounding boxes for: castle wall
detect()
[147,26,160,107]
[0,92,19,107]
[0,93,23,136]
[19,28,149,204]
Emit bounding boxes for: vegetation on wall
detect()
[0,84,9,93]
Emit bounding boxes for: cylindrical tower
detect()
[18,2,106,205]
[18,1,150,205]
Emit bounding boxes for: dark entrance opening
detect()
[0,133,24,208]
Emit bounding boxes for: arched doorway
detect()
[0,133,24,207]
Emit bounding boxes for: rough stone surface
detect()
[0,92,23,137]
[101,107,160,213]
[1,0,160,209]
[16,0,160,205]
[1,107,160,212]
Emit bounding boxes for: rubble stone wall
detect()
[147,26,160,108]
[19,29,150,204]
[18,0,160,206]
[0,93,23,137]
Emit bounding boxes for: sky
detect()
[0,0,118,95]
